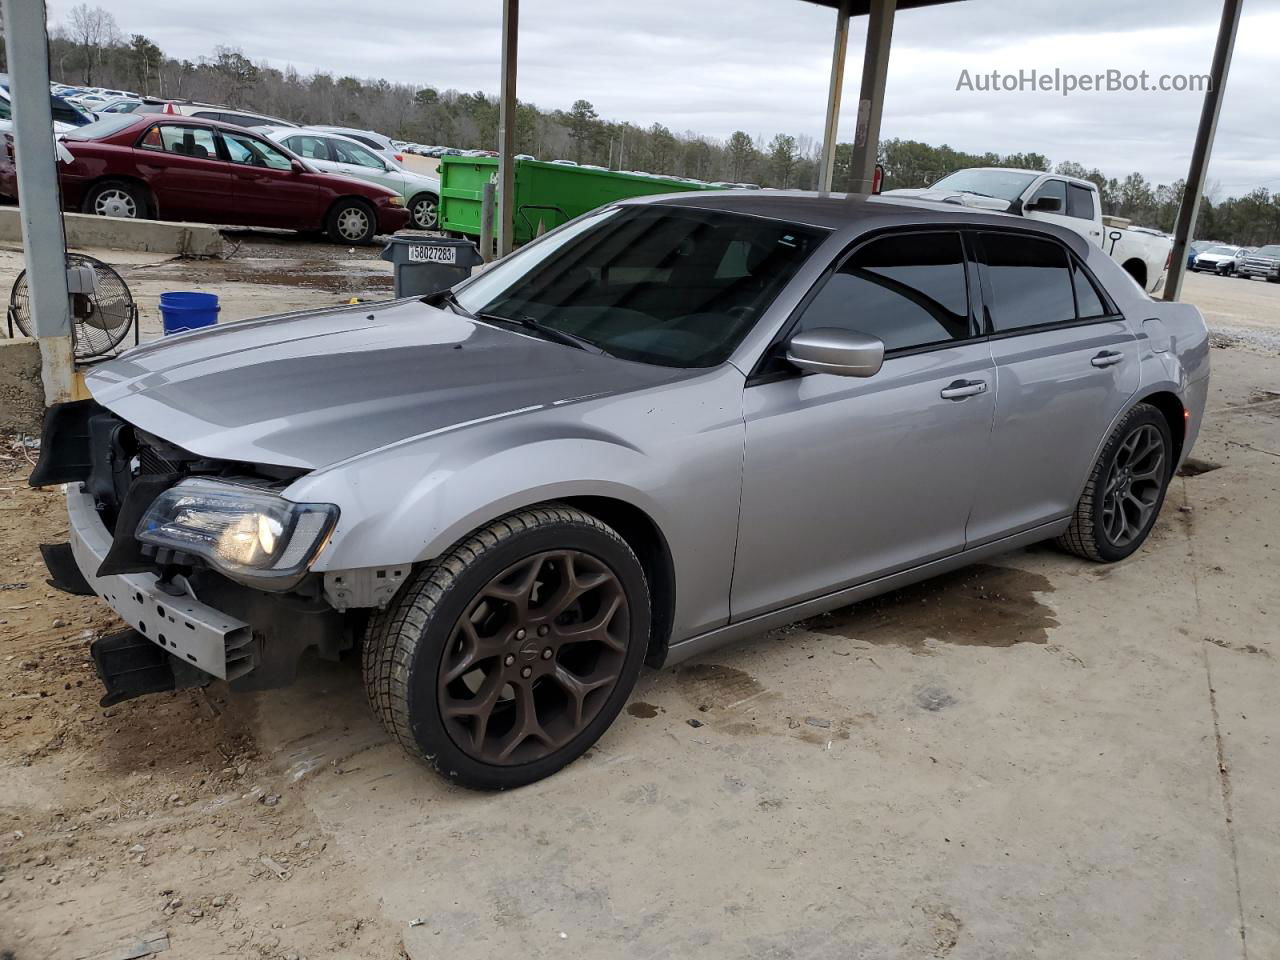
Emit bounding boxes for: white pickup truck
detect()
[885,167,1172,295]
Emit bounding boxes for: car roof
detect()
[627,190,1094,256]
[122,113,280,136]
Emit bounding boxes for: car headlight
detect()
[385,195,405,207]
[136,478,338,582]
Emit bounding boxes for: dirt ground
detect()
[1,244,1278,960]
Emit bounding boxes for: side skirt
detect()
[663,518,1070,668]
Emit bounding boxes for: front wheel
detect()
[1056,404,1173,563]
[325,199,377,244]
[409,193,438,230]
[362,504,650,789]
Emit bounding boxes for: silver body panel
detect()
[78,192,1211,667]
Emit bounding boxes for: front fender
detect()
[301,431,668,572]
[284,365,748,640]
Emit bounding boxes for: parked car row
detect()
[0,114,410,243]
[1188,243,1255,277]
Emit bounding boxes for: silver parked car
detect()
[31,193,1210,789]
[258,126,440,229]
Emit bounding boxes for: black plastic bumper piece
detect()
[90,627,179,707]
[40,542,96,596]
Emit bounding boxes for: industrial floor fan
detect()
[6,253,138,361]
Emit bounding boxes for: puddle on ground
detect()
[626,701,660,718]
[801,564,1058,651]
[1178,457,1222,477]
[675,663,765,709]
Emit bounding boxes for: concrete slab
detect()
[0,339,42,433]
[0,206,224,256]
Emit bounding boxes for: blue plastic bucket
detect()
[159,292,219,335]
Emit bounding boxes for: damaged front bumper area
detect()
[32,401,353,705]
[65,481,256,683]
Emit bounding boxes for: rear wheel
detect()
[83,180,149,219]
[1056,404,1173,562]
[325,198,376,244]
[362,504,650,789]
[409,193,438,230]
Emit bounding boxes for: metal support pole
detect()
[0,0,74,404]
[479,180,496,263]
[817,0,851,196]
[1162,0,1242,302]
[847,0,896,194]
[496,0,519,259]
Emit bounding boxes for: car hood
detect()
[880,187,1012,212]
[86,299,681,470]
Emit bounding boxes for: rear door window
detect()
[980,233,1076,332]
[140,124,218,160]
[792,231,972,352]
[1067,184,1096,220]
[1071,260,1110,319]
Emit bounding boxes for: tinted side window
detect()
[794,232,971,352]
[1072,259,1109,319]
[981,233,1076,332]
[1029,179,1066,209]
[0,99,10,120]
[1067,184,1096,220]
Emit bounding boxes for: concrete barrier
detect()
[0,339,43,435]
[0,207,223,257]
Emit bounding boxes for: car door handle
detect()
[1091,350,1125,368]
[939,379,988,401]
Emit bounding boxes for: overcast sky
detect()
[47,0,1280,195]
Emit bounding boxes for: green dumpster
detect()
[438,157,722,246]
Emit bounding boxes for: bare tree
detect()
[67,3,120,85]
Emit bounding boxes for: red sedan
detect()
[0,114,410,244]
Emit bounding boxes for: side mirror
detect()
[786,328,885,378]
[290,158,305,173]
[1026,195,1062,213]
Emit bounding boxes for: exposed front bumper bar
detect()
[66,484,253,681]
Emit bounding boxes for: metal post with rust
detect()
[1163,0,1243,302]
[0,0,74,405]
[817,0,851,196]
[846,0,896,195]
[496,0,519,259]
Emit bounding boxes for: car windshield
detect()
[60,115,139,140]
[1202,246,1237,256]
[930,169,1038,202]
[453,205,827,368]
[1255,245,1280,257]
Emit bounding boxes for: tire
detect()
[362,504,650,790]
[1056,404,1174,563]
[325,198,377,244]
[409,193,438,230]
[82,180,149,219]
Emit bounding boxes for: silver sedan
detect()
[33,193,1210,789]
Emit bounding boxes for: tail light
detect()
[871,163,884,194]
[1165,247,1172,270]
[394,153,404,164]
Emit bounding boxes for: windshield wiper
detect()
[479,312,611,357]
[420,288,475,318]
